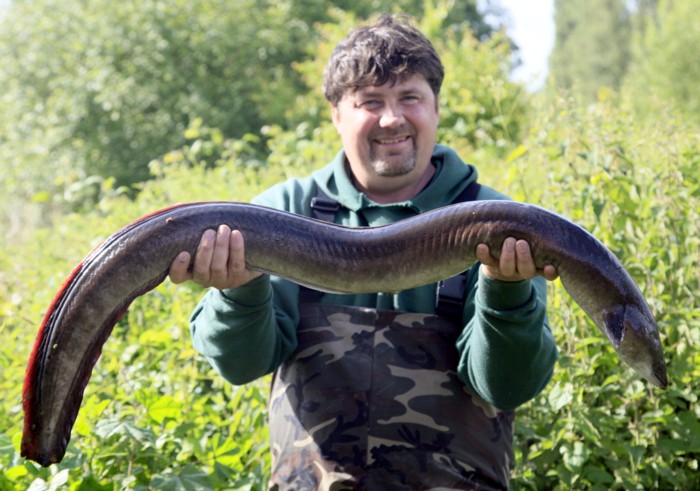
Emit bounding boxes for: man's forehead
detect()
[346,75,431,98]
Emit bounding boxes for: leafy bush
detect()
[2,88,699,488]
[2,3,698,489]
[0,158,294,490]
[501,93,700,490]
[624,0,700,127]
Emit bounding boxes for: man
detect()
[170,14,558,490]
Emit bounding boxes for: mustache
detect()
[369,126,415,139]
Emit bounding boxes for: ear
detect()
[331,103,341,130]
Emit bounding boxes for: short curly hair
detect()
[322,14,445,106]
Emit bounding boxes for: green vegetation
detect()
[1,0,699,489]
[549,0,632,100]
[0,0,487,226]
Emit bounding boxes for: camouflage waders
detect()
[268,303,514,490]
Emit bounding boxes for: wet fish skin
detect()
[21,200,667,466]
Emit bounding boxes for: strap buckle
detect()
[435,272,468,321]
[310,196,341,213]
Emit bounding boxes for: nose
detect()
[379,103,405,128]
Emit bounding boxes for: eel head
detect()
[603,304,668,389]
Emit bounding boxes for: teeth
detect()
[377,137,407,144]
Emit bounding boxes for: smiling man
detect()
[170,14,559,490]
[331,75,440,202]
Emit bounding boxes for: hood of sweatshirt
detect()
[311,144,481,224]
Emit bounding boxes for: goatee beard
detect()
[369,127,417,177]
[370,148,417,177]
[371,156,416,176]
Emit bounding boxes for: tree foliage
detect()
[549,0,632,100]
[0,0,318,192]
[623,0,700,125]
[1,0,699,488]
[0,0,498,238]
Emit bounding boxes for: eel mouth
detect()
[651,361,669,389]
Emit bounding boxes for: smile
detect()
[375,136,411,144]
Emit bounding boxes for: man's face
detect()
[331,74,440,195]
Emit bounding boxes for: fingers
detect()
[498,237,517,277]
[169,251,192,284]
[229,230,248,279]
[477,238,558,282]
[169,226,261,289]
[192,229,218,286]
[543,264,559,281]
[223,229,262,288]
[193,225,238,288]
[208,225,234,287]
[475,243,494,265]
[514,239,537,279]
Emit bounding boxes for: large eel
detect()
[21,200,667,466]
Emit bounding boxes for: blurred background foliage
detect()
[1,0,698,489]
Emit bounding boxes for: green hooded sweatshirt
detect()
[189,145,558,411]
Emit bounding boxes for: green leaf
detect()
[583,465,614,485]
[561,441,590,471]
[74,476,113,491]
[27,478,49,491]
[150,465,213,491]
[94,417,156,443]
[548,382,574,411]
[47,469,69,491]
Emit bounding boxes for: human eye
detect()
[360,97,382,107]
[358,99,382,109]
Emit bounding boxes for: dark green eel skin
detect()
[21,200,667,466]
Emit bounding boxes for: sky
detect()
[487,0,556,90]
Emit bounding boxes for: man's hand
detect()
[169,225,262,289]
[476,237,558,282]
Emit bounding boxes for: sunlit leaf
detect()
[150,465,213,491]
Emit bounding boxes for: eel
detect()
[21,200,668,466]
